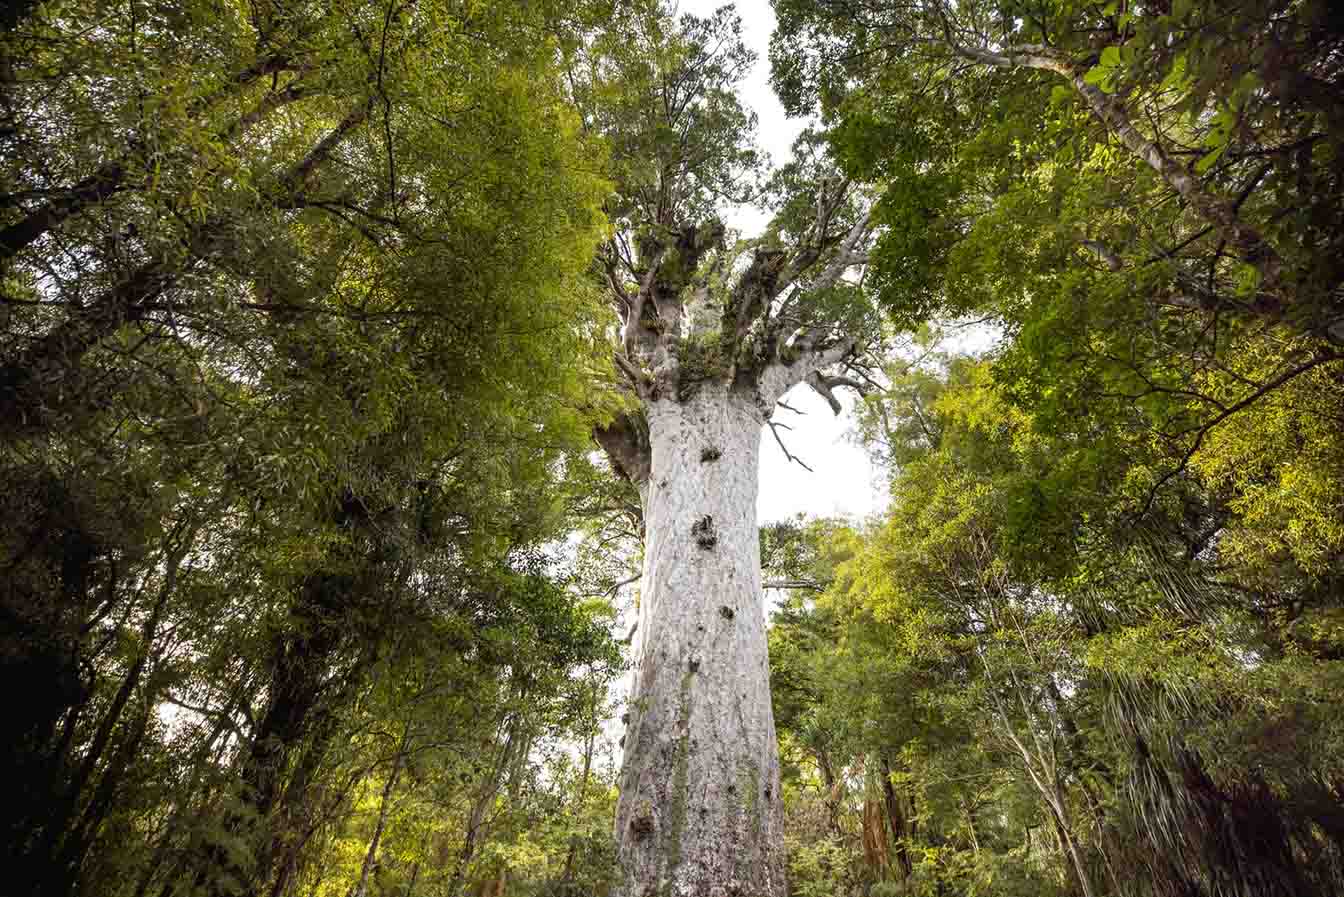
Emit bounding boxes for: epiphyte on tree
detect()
[692,515,717,549]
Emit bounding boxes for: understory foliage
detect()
[769,341,1344,896]
[766,0,1344,894]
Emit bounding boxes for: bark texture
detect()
[616,384,785,897]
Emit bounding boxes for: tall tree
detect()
[571,5,880,892]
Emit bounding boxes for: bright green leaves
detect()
[777,336,1344,894]
[1083,43,1133,93]
[825,65,1031,328]
[1194,103,1236,174]
[1185,343,1344,580]
[766,3,1344,891]
[1,3,626,894]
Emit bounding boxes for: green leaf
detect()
[1194,143,1227,173]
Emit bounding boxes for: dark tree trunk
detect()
[183,571,352,897]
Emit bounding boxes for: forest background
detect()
[2,1,1342,896]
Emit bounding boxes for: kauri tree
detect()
[570,4,881,892]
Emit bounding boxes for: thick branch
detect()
[806,370,866,415]
[776,179,856,288]
[613,352,647,391]
[622,244,669,359]
[1080,240,1123,271]
[593,411,652,486]
[808,209,873,294]
[0,99,373,437]
[723,248,787,349]
[758,336,859,412]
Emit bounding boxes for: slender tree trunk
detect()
[68,535,187,806]
[447,722,520,895]
[1048,815,1081,896]
[133,683,249,897]
[880,757,913,879]
[266,764,366,897]
[349,726,409,897]
[987,702,1095,897]
[614,384,786,897]
[177,571,348,897]
[54,695,154,884]
[815,750,844,839]
[963,798,980,857]
[403,861,421,897]
[561,696,597,888]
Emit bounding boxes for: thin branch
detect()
[605,573,640,597]
[762,579,826,592]
[1134,350,1342,520]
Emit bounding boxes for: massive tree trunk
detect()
[615,385,785,896]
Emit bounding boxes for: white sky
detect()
[678,0,884,525]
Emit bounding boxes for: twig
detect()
[768,420,813,472]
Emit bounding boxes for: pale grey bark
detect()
[977,642,1097,897]
[596,192,872,892]
[615,384,786,897]
[583,61,874,882]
